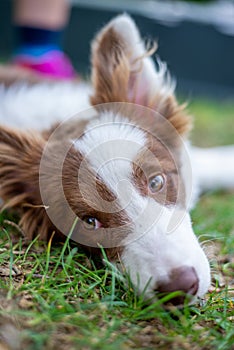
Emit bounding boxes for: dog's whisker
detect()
[0,13,233,308]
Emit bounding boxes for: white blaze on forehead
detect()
[74,112,146,197]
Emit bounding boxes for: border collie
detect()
[0,15,233,306]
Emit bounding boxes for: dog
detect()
[0,14,233,306]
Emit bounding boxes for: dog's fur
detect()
[0,15,233,305]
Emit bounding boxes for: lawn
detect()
[0,98,234,350]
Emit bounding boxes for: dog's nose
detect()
[157,266,199,305]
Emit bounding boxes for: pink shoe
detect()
[13,50,76,80]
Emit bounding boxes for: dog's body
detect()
[0,15,233,305]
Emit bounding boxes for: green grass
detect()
[190,98,234,147]
[0,98,234,350]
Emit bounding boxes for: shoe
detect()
[12,49,76,80]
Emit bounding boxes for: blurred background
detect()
[0,0,233,146]
[1,0,234,98]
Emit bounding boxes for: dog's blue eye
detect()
[83,217,102,230]
[149,174,165,193]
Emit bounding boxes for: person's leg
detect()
[14,0,70,29]
[12,0,76,79]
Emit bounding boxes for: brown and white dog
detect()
[0,15,233,305]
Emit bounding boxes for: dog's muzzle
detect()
[156,266,199,306]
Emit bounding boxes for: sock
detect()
[13,26,76,79]
[15,26,63,56]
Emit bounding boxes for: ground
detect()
[0,98,234,350]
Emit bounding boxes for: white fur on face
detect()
[121,200,211,301]
[74,113,211,301]
[74,112,146,212]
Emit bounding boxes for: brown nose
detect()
[157,266,199,306]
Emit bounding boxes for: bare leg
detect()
[12,0,75,79]
[13,0,70,30]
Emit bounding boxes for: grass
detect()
[0,98,234,350]
[189,98,234,147]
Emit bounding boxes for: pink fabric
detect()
[13,50,76,79]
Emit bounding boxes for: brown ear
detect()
[0,125,53,240]
[90,14,191,136]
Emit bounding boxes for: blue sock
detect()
[15,26,63,57]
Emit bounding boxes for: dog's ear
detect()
[90,14,191,135]
[0,125,53,240]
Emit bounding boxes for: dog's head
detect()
[0,15,210,305]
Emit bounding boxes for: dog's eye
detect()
[83,217,102,230]
[149,174,165,193]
